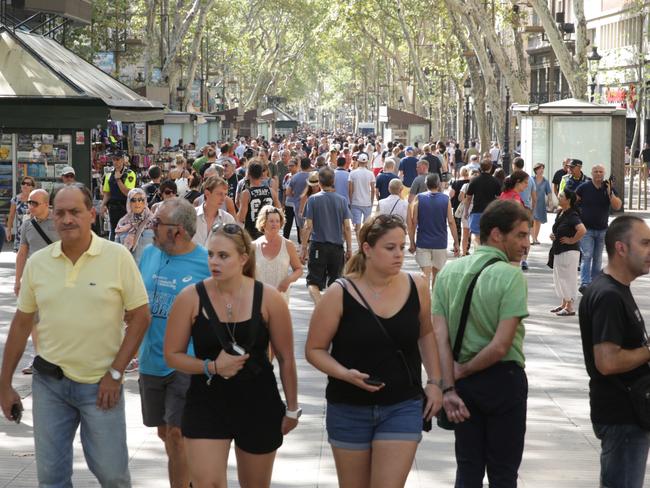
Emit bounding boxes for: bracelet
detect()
[213,359,218,376]
[426,378,443,388]
[442,385,455,395]
[203,359,214,386]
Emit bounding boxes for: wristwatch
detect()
[109,367,123,382]
[285,407,302,420]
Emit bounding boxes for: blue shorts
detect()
[351,205,373,225]
[326,397,423,450]
[469,212,482,235]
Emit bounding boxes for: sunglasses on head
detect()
[211,222,243,235]
[27,200,44,206]
[130,197,146,203]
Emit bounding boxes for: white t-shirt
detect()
[489,147,500,162]
[349,167,376,207]
[372,151,383,169]
[377,195,408,222]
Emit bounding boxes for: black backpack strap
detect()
[452,257,503,360]
[194,281,231,353]
[31,219,53,245]
[246,280,264,349]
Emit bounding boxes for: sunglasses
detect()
[211,222,243,235]
[21,181,34,186]
[27,200,45,206]
[162,189,177,196]
[151,217,178,228]
[130,198,146,203]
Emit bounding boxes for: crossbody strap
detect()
[388,198,400,215]
[452,257,503,360]
[337,276,416,386]
[31,219,53,246]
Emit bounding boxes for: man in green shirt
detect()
[432,199,530,487]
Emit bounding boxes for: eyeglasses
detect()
[130,198,146,203]
[21,181,33,186]
[211,222,244,235]
[162,189,177,196]
[151,217,178,228]
[27,200,45,207]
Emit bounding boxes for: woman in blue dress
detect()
[532,163,552,245]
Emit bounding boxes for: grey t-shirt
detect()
[303,191,352,245]
[20,215,60,257]
[409,175,428,196]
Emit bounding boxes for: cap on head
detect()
[405,146,414,153]
[111,150,125,159]
[569,159,583,167]
[61,166,75,176]
[357,153,369,163]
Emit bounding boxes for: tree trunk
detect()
[143,0,157,84]
[630,9,647,158]
[161,0,201,76]
[182,0,216,110]
[528,0,587,99]
[573,0,589,98]
[395,0,430,110]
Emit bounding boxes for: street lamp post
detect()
[503,87,511,174]
[176,85,186,111]
[463,78,472,151]
[398,95,405,111]
[587,46,602,103]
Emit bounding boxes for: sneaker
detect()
[125,358,139,374]
[21,361,33,375]
[521,260,529,271]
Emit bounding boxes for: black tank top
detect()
[245,186,274,239]
[326,275,423,405]
[191,280,273,384]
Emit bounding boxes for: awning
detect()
[0,27,165,123]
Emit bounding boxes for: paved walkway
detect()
[1,214,649,487]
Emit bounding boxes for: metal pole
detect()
[503,87,511,174]
[464,96,470,152]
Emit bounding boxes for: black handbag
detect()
[437,257,502,430]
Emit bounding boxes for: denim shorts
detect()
[469,212,482,235]
[351,205,373,225]
[326,397,423,450]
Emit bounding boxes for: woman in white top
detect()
[254,205,302,304]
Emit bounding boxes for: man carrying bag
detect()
[432,200,530,487]
[579,215,650,488]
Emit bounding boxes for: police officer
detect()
[101,151,137,241]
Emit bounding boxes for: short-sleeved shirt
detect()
[377,195,408,222]
[398,156,419,187]
[192,205,236,246]
[334,168,350,203]
[19,215,59,257]
[303,191,351,245]
[518,176,535,209]
[466,173,502,213]
[421,154,442,176]
[552,168,567,188]
[409,174,428,197]
[579,273,650,425]
[551,208,582,253]
[576,181,618,230]
[432,246,528,368]
[138,244,210,376]
[103,169,137,202]
[17,232,149,383]
[559,172,590,194]
[349,167,375,206]
[375,172,398,201]
[288,171,311,208]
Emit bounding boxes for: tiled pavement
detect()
[1,213,649,487]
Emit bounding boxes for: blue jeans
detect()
[593,423,650,488]
[32,371,131,488]
[580,228,606,286]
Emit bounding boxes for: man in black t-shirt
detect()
[552,158,570,196]
[464,160,502,247]
[420,144,442,178]
[579,215,650,488]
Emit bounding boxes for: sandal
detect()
[531,240,540,245]
[556,309,576,316]
[550,306,564,313]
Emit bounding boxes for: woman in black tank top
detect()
[164,224,299,487]
[306,214,444,488]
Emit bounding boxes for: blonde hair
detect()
[208,224,256,278]
[344,214,407,277]
[255,205,285,233]
[203,175,228,192]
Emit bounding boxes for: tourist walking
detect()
[254,205,303,303]
[349,153,376,243]
[114,188,155,265]
[193,176,236,247]
[0,184,150,487]
[579,215,650,488]
[237,161,280,240]
[433,199,530,487]
[549,190,586,316]
[449,167,470,254]
[305,213,443,488]
[464,159,502,247]
[532,163,552,245]
[377,179,408,223]
[7,176,34,252]
[164,223,299,488]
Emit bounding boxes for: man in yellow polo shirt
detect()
[0,183,151,487]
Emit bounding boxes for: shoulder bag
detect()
[31,219,53,246]
[336,276,432,431]
[437,257,502,430]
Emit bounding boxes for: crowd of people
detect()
[0,130,647,488]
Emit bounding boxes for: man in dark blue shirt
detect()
[398,146,419,191]
[576,164,622,292]
[375,159,399,200]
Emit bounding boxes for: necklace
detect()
[219,279,244,346]
[365,277,394,300]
